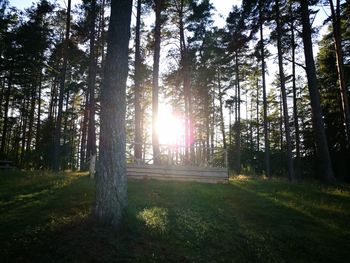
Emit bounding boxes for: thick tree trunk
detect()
[300,0,335,182]
[259,0,270,176]
[87,0,97,178]
[134,0,142,162]
[94,0,132,227]
[276,0,295,181]
[152,0,162,164]
[52,0,71,171]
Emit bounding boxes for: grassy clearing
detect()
[1,171,350,262]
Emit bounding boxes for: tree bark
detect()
[259,0,270,176]
[52,0,71,171]
[87,0,97,177]
[276,0,295,181]
[134,0,143,162]
[300,0,335,182]
[0,73,11,157]
[152,0,162,164]
[328,0,350,150]
[218,69,226,150]
[235,51,241,173]
[94,0,132,227]
[290,3,301,178]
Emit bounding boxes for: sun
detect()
[156,105,185,145]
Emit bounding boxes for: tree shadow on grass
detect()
[2,177,350,263]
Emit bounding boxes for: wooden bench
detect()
[0,160,15,170]
[127,164,228,183]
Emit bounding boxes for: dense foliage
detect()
[0,0,349,181]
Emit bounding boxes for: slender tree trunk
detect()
[235,51,241,173]
[87,0,97,177]
[80,97,88,170]
[36,69,42,150]
[300,0,335,182]
[329,0,350,150]
[134,0,142,162]
[178,0,192,162]
[53,0,71,171]
[218,69,226,149]
[256,78,260,152]
[259,0,270,176]
[276,0,295,181]
[20,98,28,166]
[26,84,37,154]
[290,4,301,178]
[152,0,162,164]
[94,0,132,227]
[0,74,11,157]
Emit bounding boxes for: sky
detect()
[9,0,241,27]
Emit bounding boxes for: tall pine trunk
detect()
[87,0,97,177]
[152,0,162,164]
[235,51,241,173]
[290,3,301,178]
[276,0,295,181]
[94,0,132,227]
[218,69,226,150]
[134,0,142,162]
[259,0,270,176]
[0,73,11,157]
[52,0,71,171]
[328,0,350,150]
[300,0,335,182]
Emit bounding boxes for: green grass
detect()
[1,171,350,262]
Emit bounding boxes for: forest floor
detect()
[0,171,350,263]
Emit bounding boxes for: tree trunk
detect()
[329,0,350,150]
[25,84,37,155]
[94,0,132,228]
[36,69,42,150]
[134,0,142,162]
[276,0,295,181]
[0,74,11,157]
[53,0,71,171]
[152,0,162,164]
[256,78,260,152]
[218,69,226,149]
[80,97,88,170]
[235,51,241,173]
[290,3,301,178]
[87,0,97,178]
[259,0,270,176]
[300,0,335,182]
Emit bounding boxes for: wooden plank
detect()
[127,170,227,178]
[127,163,227,173]
[126,164,228,183]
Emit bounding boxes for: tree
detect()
[94,0,133,227]
[52,0,71,171]
[152,0,163,164]
[86,0,98,177]
[275,0,295,181]
[327,0,350,150]
[299,0,335,182]
[134,0,142,162]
